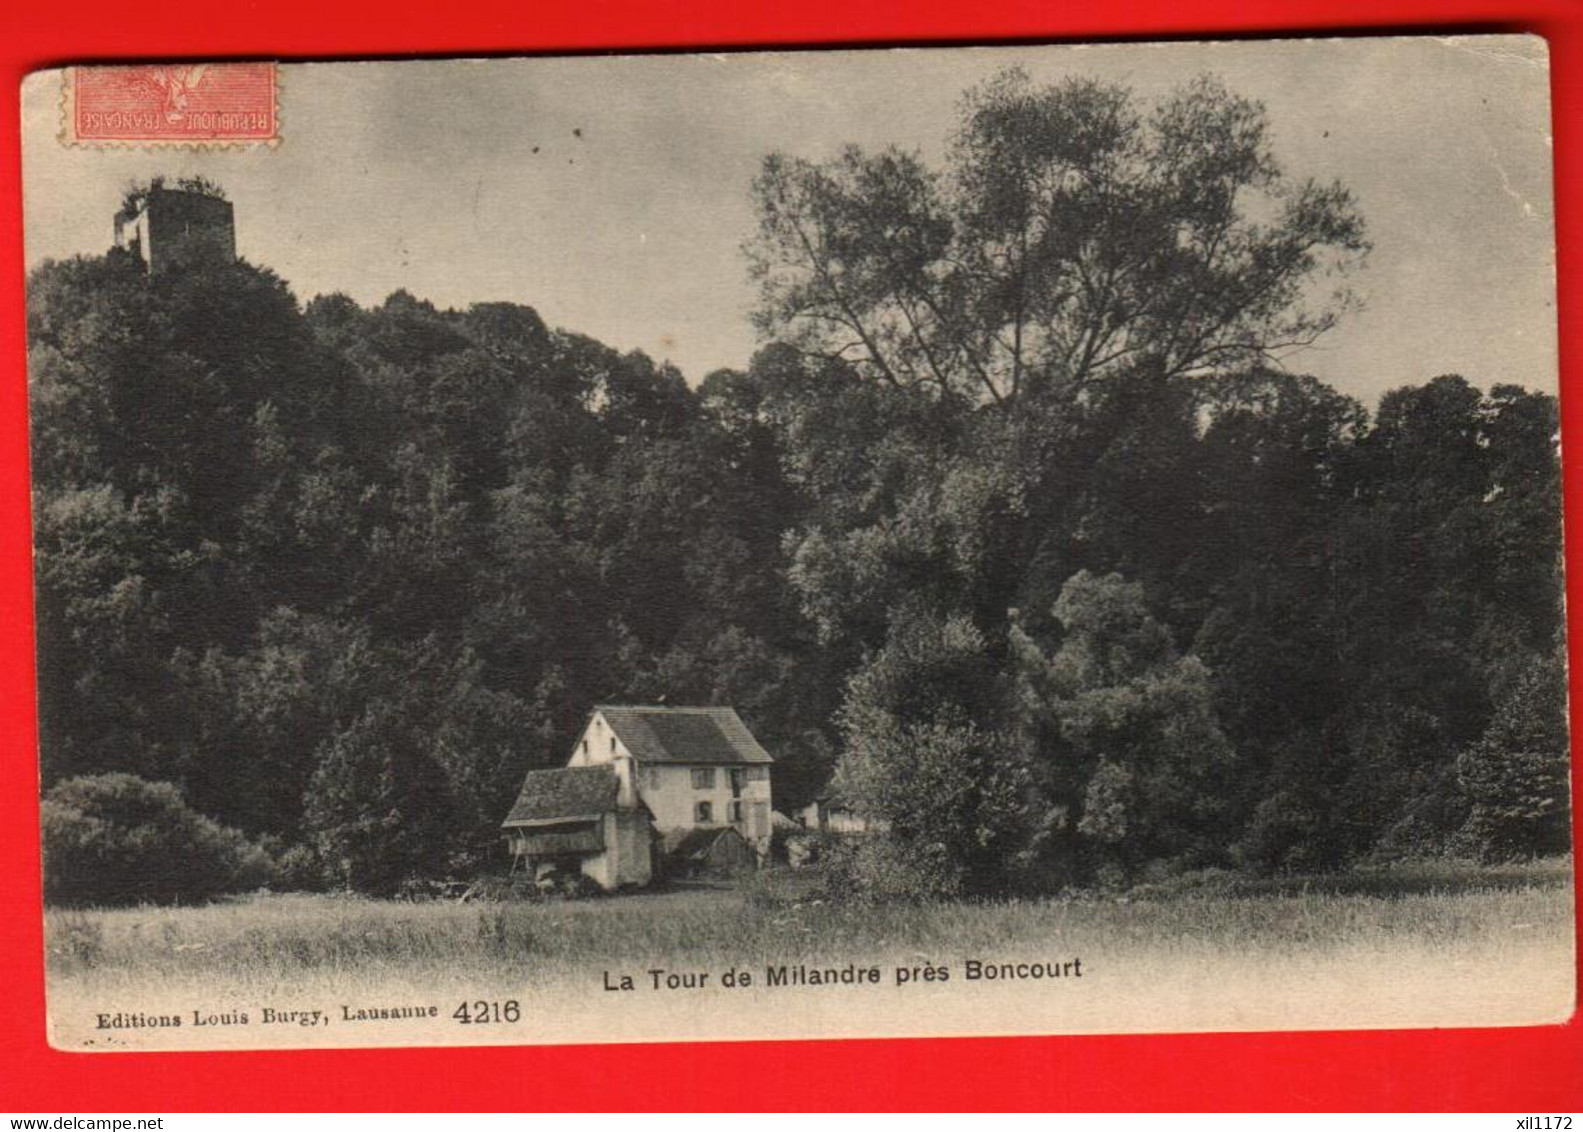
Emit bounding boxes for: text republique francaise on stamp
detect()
[63,63,277,147]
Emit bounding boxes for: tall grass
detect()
[45,858,1574,999]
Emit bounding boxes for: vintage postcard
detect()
[19,38,1574,1053]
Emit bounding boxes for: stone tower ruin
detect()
[114,184,236,273]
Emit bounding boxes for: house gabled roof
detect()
[502,765,619,827]
[594,705,773,766]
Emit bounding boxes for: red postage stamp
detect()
[64,63,277,146]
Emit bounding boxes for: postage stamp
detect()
[63,62,277,146]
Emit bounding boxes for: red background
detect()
[1,0,1580,1112]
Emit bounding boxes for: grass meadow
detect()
[44,858,1577,1047]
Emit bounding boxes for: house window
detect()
[610,736,616,753]
[691,768,716,789]
[581,739,588,754]
[695,801,713,824]
[745,766,768,782]
[728,800,744,823]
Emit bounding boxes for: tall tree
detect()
[748,69,1368,407]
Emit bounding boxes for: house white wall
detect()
[566,713,637,807]
[606,810,652,886]
[566,711,772,839]
[639,763,771,837]
[577,812,651,889]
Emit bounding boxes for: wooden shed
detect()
[501,764,654,890]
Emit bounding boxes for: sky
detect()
[21,36,1558,404]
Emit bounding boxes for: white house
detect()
[502,705,774,890]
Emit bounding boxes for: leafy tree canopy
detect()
[747,69,1369,409]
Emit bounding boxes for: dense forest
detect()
[30,71,1570,901]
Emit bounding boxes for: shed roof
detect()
[502,765,619,827]
[665,825,750,861]
[595,705,773,765]
[812,789,858,810]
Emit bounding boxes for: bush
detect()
[462,874,536,902]
[42,773,276,906]
[1013,571,1237,882]
[271,842,327,892]
[1456,656,1571,860]
[1124,865,1240,902]
[767,822,804,864]
[304,702,451,896]
[835,605,1034,897]
[1372,774,1469,862]
[845,836,965,901]
[1238,787,1346,875]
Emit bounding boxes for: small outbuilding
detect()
[800,791,887,835]
[502,764,653,891]
[662,825,758,879]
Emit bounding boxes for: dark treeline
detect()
[31,252,842,895]
[30,69,1570,901]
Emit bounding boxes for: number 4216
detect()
[453,1000,520,1024]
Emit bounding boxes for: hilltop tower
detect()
[114,183,236,273]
